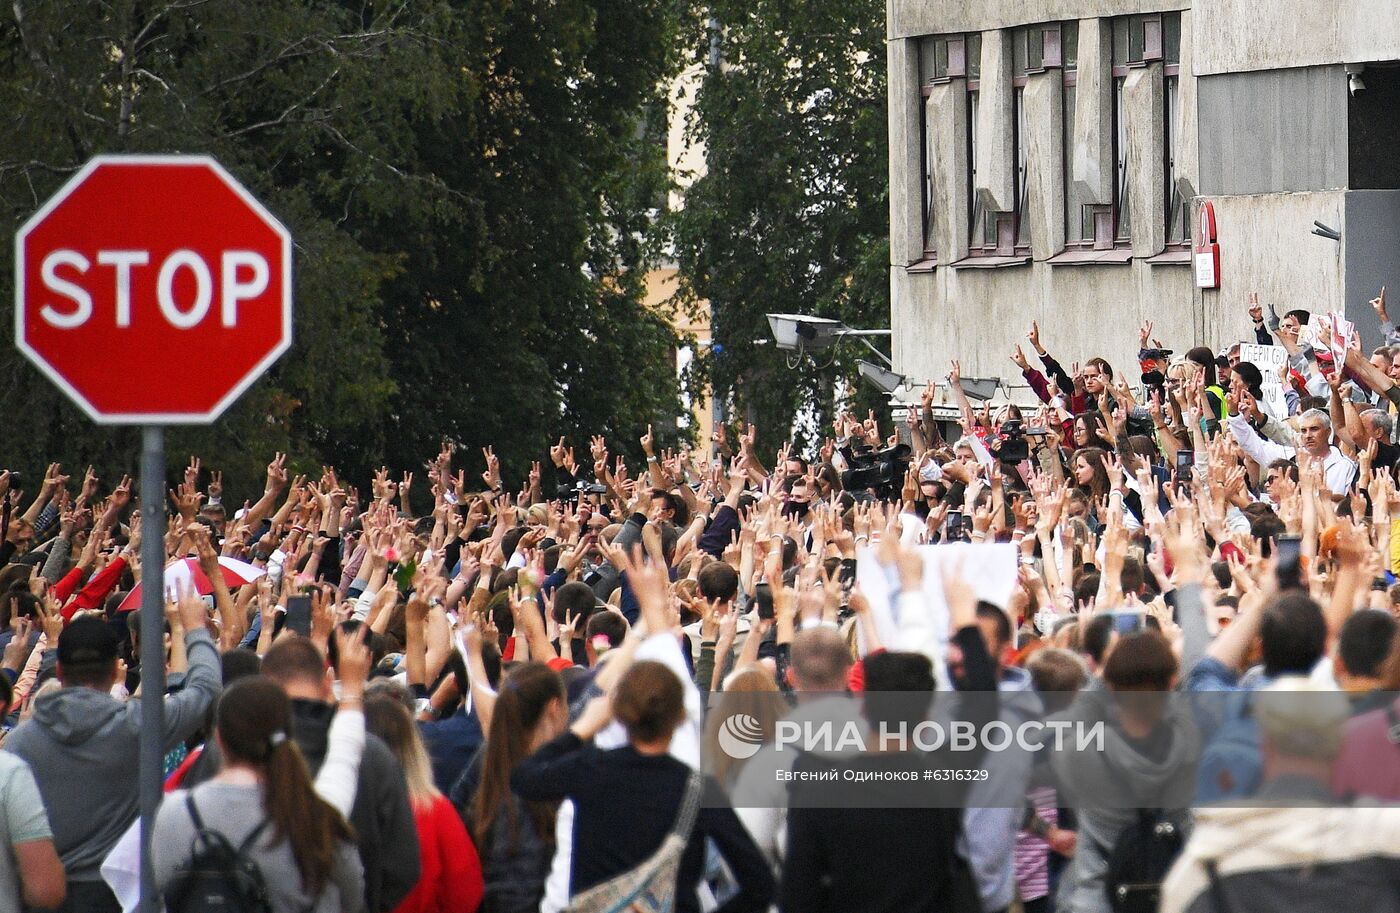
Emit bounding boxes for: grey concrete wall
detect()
[1196,67,1348,196]
[1072,18,1114,206]
[1192,0,1400,76]
[1124,64,1166,257]
[888,37,924,266]
[1024,72,1066,259]
[1344,190,1400,350]
[1174,9,1199,201]
[927,80,971,260]
[890,0,1188,41]
[975,30,1016,213]
[891,259,1197,402]
[1194,191,1346,347]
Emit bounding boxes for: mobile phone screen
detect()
[1111,611,1143,634]
[754,583,774,620]
[285,595,312,638]
[1276,536,1303,589]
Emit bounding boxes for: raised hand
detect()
[41,463,69,497]
[372,467,394,501]
[739,423,757,455]
[335,625,371,700]
[481,446,500,490]
[78,465,99,503]
[550,437,569,468]
[265,452,288,493]
[186,524,221,575]
[108,475,132,513]
[1010,344,1030,371]
[1138,320,1154,349]
[169,482,203,521]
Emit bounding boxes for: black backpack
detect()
[164,794,274,913]
[1101,808,1184,913]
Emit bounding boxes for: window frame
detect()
[1063,13,1165,252]
[967,27,1046,259]
[1162,12,1190,249]
[918,40,938,262]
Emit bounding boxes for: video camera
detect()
[557,479,610,500]
[840,442,912,500]
[992,419,1029,463]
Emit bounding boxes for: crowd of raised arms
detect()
[4,293,1400,913]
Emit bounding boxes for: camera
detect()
[993,419,1029,463]
[840,443,912,500]
[557,479,609,500]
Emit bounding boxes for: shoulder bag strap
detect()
[185,794,207,833]
[1203,859,1234,913]
[669,769,706,841]
[185,792,269,853]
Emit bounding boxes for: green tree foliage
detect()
[0,0,682,497]
[669,0,890,457]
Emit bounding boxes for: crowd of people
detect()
[0,293,1398,912]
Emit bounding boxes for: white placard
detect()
[1238,344,1286,371]
[1239,343,1289,418]
[855,542,1018,692]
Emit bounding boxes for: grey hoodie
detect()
[1048,688,1201,913]
[3,628,220,882]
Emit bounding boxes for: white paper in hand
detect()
[855,541,1018,690]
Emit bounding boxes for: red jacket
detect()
[54,556,128,622]
[392,793,484,913]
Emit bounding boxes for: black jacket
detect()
[778,626,999,913]
[513,735,774,913]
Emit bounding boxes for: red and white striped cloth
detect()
[1014,785,1059,902]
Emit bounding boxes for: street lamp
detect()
[856,359,909,394]
[764,313,893,367]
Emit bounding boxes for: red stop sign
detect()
[15,155,292,424]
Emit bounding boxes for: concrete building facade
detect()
[887,0,1400,408]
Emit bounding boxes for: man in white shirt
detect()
[1226,404,1356,497]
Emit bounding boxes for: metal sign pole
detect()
[138,426,166,913]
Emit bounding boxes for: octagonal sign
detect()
[16,155,292,424]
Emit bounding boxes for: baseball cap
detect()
[57,615,118,667]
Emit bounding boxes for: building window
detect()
[1113,72,1130,242]
[970,28,1047,258]
[1162,12,1189,246]
[1015,86,1031,249]
[1063,19,1118,248]
[917,38,939,259]
[966,34,1005,253]
[918,33,981,263]
[1007,26,1053,253]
